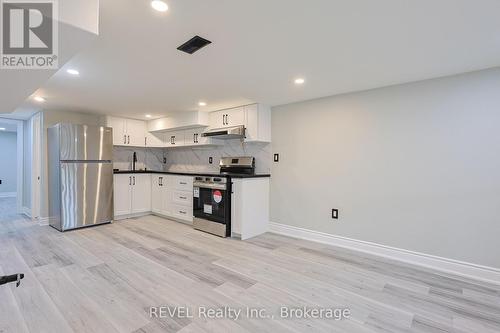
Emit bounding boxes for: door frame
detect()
[30,112,42,219]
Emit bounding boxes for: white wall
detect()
[271,68,500,270]
[40,110,103,217]
[0,131,17,194]
[23,120,32,208]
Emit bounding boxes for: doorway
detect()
[0,118,23,219]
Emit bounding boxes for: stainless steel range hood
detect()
[202,125,245,139]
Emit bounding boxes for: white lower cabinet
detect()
[114,174,152,218]
[131,174,152,213]
[114,173,268,238]
[114,174,132,217]
[151,175,170,216]
[151,175,193,223]
[231,177,270,240]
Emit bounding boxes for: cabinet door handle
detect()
[127,135,130,144]
[145,137,147,146]
[226,114,229,125]
[133,176,136,185]
[179,196,187,200]
[124,135,127,144]
[180,182,187,185]
[222,114,225,125]
[129,176,132,185]
[179,210,186,215]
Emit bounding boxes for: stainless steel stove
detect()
[192,157,255,237]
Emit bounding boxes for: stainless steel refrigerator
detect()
[48,123,114,231]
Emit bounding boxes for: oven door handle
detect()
[193,183,227,190]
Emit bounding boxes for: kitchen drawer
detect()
[171,204,193,222]
[172,190,193,207]
[173,176,193,191]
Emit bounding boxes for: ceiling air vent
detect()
[177,36,212,54]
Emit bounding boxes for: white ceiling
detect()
[20,0,500,120]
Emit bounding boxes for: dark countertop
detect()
[113,170,271,179]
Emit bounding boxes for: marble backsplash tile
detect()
[164,140,272,174]
[113,146,166,171]
[112,141,271,174]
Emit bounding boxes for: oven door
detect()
[193,186,230,237]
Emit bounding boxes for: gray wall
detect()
[0,131,18,193]
[40,110,103,217]
[271,68,500,269]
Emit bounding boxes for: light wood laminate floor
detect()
[1,203,500,332]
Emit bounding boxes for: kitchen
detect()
[47,104,271,240]
[1,1,500,332]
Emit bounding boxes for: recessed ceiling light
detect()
[145,114,152,118]
[151,0,168,12]
[294,78,305,85]
[34,96,46,102]
[67,69,79,76]
[198,102,207,107]
[0,128,5,131]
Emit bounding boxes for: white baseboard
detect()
[269,222,500,285]
[114,212,151,221]
[22,207,32,218]
[0,192,16,198]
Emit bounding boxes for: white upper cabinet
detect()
[208,104,271,143]
[209,107,246,129]
[184,128,211,146]
[105,103,270,148]
[106,116,127,145]
[148,111,208,132]
[126,119,147,147]
[146,132,165,147]
[244,104,271,142]
[226,107,246,128]
[106,116,146,147]
[165,130,185,147]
